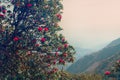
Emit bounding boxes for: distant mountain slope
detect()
[95,52,120,73]
[106,38,120,48]
[67,38,120,74]
[60,47,93,70]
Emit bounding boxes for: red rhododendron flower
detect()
[0,14,4,17]
[27,3,32,7]
[13,37,19,41]
[58,47,61,51]
[38,27,43,32]
[105,71,111,75]
[53,60,56,65]
[35,44,40,47]
[41,38,46,42]
[63,53,68,57]
[56,14,62,20]
[59,59,64,63]
[44,27,49,32]
[64,44,68,48]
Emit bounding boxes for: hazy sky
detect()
[61,0,120,49]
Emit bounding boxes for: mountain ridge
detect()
[67,37,120,74]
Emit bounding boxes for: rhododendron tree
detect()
[0,0,75,79]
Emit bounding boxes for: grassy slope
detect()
[59,71,103,80]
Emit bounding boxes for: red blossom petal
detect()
[58,47,61,51]
[38,27,43,32]
[64,44,68,48]
[0,14,4,17]
[27,3,32,7]
[105,71,111,75]
[41,38,46,42]
[44,27,49,32]
[53,61,56,65]
[56,14,62,20]
[59,59,64,63]
[13,37,19,41]
[63,53,68,57]
[35,44,40,47]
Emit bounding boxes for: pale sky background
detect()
[60,0,120,49]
